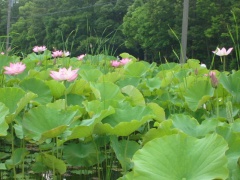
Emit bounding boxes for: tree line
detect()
[0,0,240,70]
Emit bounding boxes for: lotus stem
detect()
[64,81,68,109]
[223,56,226,71]
[11,122,16,180]
[216,90,219,118]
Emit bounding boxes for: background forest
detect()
[0,0,240,70]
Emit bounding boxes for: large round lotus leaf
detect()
[184,80,214,111]
[64,106,115,141]
[98,72,123,83]
[142,120,179,145]
[143,77,161,92]
[66,79,91,95]
[147,103,165,122]
[121,85,145,106]
[45,80,65,98]
[184,59,200,69]
[22,106,78,142]
[5,148,29,169]
[158,62,179,71]
[38,153,66,175]
[216,125,240,179]
[79,68,103,82]
[90,82,125,101]
[19,78,52,104]
[83,99,118,117]
[132,133,228,180]
[155,70,174,88]
[0,87,25,114]
[63,142,105,167]
[94,103,154,136]
[174,69,192,83]
[0,102,9,136]
[170,114,218,138]
[124,62,149,77]
[219,71,240,103]
[116,77,141,88]
[0,87,37,123]
[27,69,51,80]
[110,136,140,172]
[0,55,14,69]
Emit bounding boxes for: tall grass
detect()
[228,10,240,70]
[0,36,6,53]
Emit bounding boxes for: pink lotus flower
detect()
[1,52,4,55]
[33,46,47,53]
[4,62,26,75]
[52,50,63,58]
[111,60,121,67]
[77,54,86,60]
[120,58,131,65]
[50,67,79,82]
[212,47,233,56]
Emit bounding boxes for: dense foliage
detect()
[0,48,239,179]
[1,0,240,68]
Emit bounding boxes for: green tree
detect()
[123,0,183,62]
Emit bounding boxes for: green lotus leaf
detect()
[63,142,105,167]
[22,106,78,142]
[5,148,29,169]
[124,62,149,77]
[143,77,161,92]
[118,171,134,180]
[184,80,214,111]
[184,59,200,69]
[0,163,6,170]
[98,71,123,83]
[0,87,37,123]
[46,99,66,110]
[45,80,66,98]
[219,71,240,103]
[79,68,103,82]
[216,125,240,179]
[67,79,91,95]
[41,125,67,139]
[0,55,14,69]
[90,82,125,101]
[40,153,66,174]
[0,87,25,114]
[94,103,154,136]
[14,123,24,139]
[231,119,240,132]
[175,68,191,81]
[121,85,145,106]
[19,78,52,104]
[27,69,51,80]
[142,120,179,145]
[158,62,179,71]
[65,106,115,141]
[147,103,165,122]
[132,133,228,180]
[156,70,174,88]
[70,94,85,107]
[83,99,116,117]
[0,102,9,136]
[170,114,218,137]
[111,136,140,172]
[119,53,137,61]
[116,77,141,88]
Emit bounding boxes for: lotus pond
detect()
[0,50,240,180]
